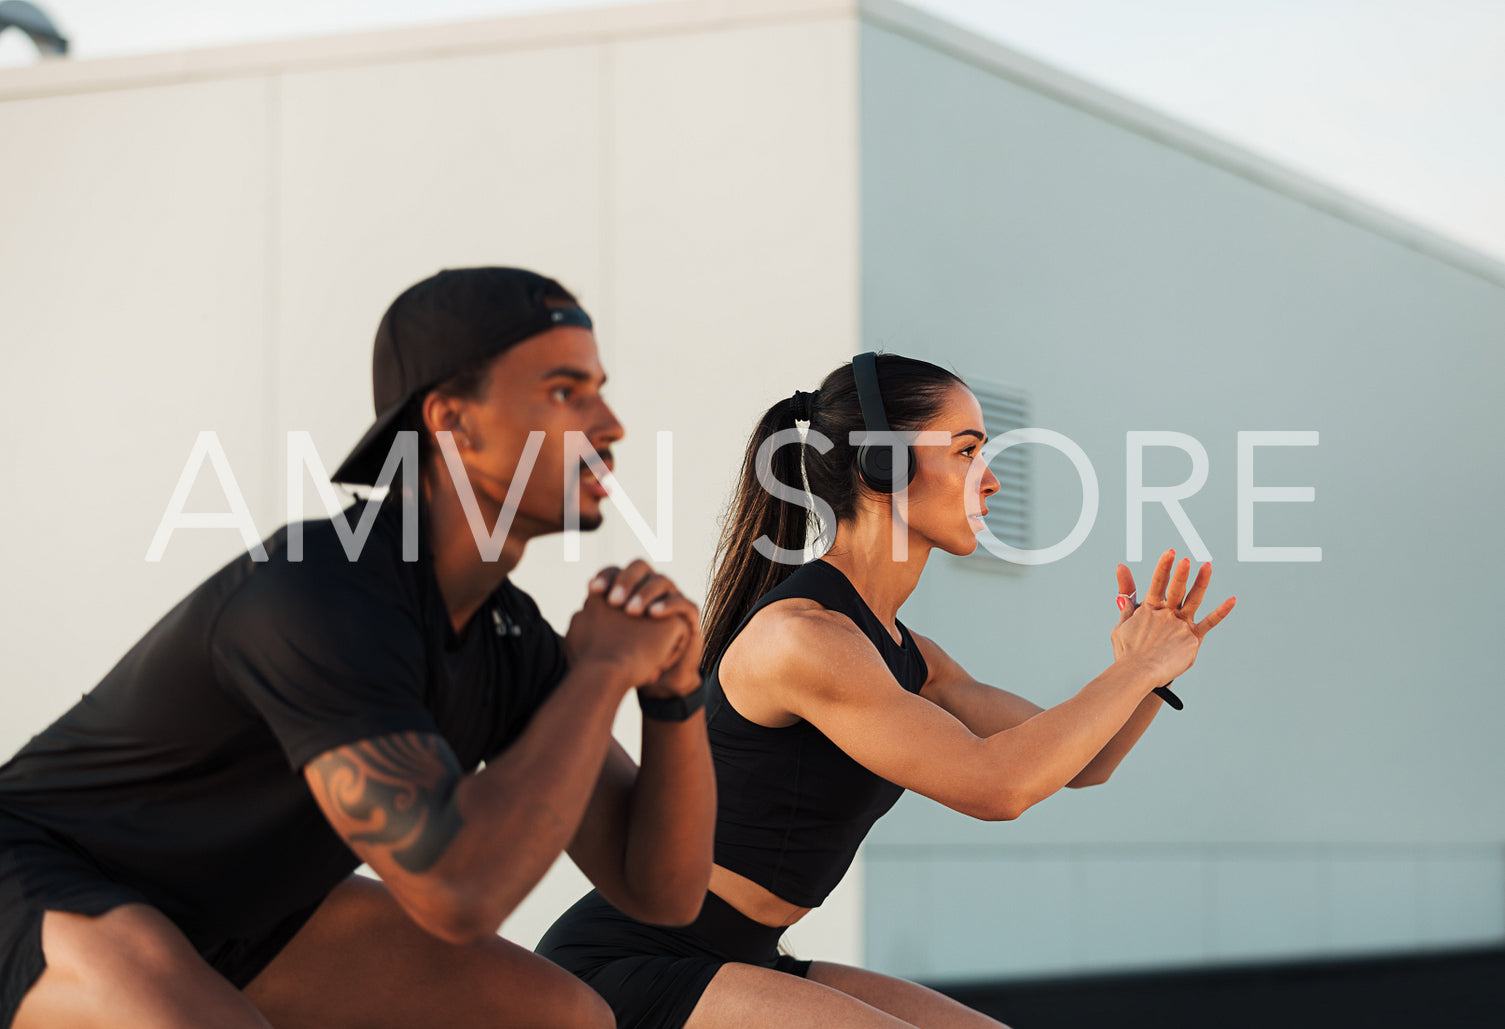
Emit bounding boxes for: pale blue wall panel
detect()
[1328,853,1423,952]
[858,13,1505,976]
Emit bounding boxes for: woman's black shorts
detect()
[0,811,318,1029]
[537,889,813,1029]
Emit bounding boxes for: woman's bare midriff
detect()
[709,864,812,928]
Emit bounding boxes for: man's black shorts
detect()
[0,810,319,1029]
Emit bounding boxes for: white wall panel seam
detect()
[261,72,282,531]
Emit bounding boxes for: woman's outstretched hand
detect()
[1111,549,1236,675]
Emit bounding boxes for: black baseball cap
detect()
[332,267,593,485]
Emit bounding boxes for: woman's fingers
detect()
[1193,595,1237,638]
[1179,561,1213,618]
[1145,549,1176,606]
[1115,564,1137,625]
[1165,557,1192,609]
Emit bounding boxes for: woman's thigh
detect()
[683,961,916,1029]
[806,961,1009,1029]
[243,875,612,1029]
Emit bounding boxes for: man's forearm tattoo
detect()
[309,732,465,873]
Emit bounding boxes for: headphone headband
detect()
[851,351,915,494]
[852,351,890,433]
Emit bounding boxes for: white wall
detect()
[0,0,863,961]
[857,6,1505,980]
[0,76,275,743]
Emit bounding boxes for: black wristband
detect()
[1153,680,1183,710]
[637,680,707,721]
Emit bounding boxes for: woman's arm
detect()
[913,633,1164,789]
[912,552,1234,790]
[1077,555,1236,784]
[740,598,1195,822]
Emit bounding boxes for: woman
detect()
[538,353,1235,1028]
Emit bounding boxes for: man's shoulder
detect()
[209,505,427,645]
[269,497,414,565]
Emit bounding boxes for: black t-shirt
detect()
[0,497,567,949]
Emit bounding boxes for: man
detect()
[0,267,715,1028]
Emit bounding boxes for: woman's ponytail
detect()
[700,396,810,675]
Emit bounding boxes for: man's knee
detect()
[545,976,614,1029]
[450,958,612,1029]
[43,904,190,979]
[18,906,270,1029]
[472,953,613,1029]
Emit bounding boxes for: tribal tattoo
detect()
[309,731,465,873]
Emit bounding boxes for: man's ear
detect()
[422,392,472,449]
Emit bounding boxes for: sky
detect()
[3,0,1503,265]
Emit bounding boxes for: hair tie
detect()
[788,389,819,422]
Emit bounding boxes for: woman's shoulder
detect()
[722,596,896,703]
[734,596,866,655]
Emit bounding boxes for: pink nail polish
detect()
[1117,597,1127,611]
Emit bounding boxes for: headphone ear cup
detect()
[857,442,914,494]
[850,351,917,495]
[856,443,890,493]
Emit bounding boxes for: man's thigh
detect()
[13,904,273,1029]
[243,875,612,1029]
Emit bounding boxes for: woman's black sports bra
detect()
[705,559,929,909]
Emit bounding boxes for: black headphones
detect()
[852,351,916,494]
